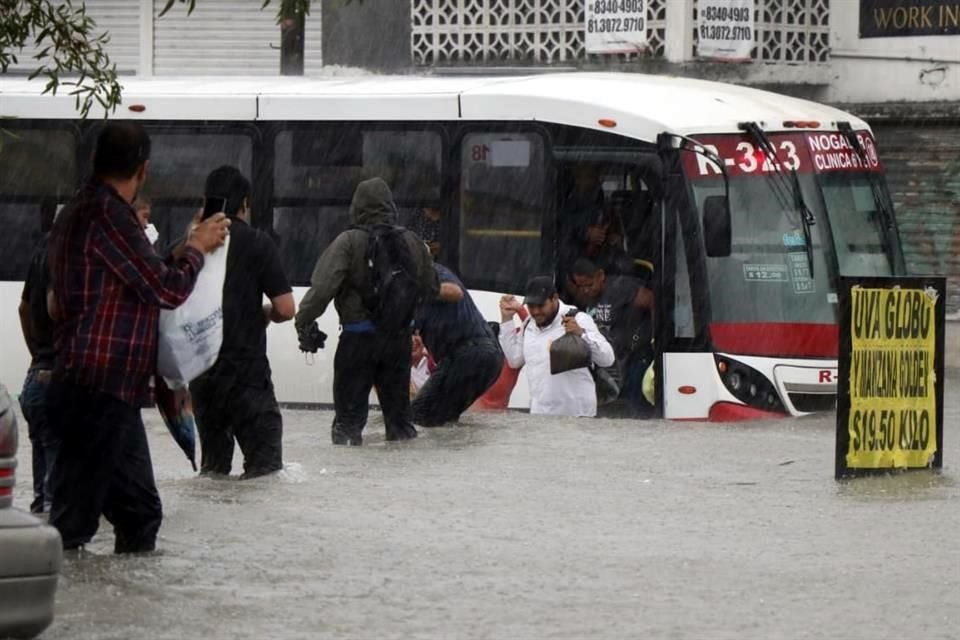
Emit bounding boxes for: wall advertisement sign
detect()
[584,0,647,54]
[836,277,945,479]
[860,0,960,38]
[697,0,755,60]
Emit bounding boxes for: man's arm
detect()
[295,234,350,331]
[260,232,296,324]
[264,293,296,324]
[92,204,224,309]
[498,295,525,368]
[574,312,615,368]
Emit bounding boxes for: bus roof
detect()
[0,72,869,141]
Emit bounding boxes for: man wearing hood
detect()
[295,178,438,445]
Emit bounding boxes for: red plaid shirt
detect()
[48,180,204,406]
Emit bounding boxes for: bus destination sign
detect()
[684,131,883,179]
[835,277,945,479]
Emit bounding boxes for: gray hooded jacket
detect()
[295,177,438,331]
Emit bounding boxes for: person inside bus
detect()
[571,257,655,418]
[46,122,230,553]
[411,262,503,426]
[557,166,637,302]
[294,177,438,446]
[189,166,295,479]
[557,164,606,300]
[498,276,614,417]
[405,203,443,258]
[134,196,159,246]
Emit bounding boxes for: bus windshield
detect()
[683,130,898,327]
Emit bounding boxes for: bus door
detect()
[552,148,663,417]
[657,141,716,420]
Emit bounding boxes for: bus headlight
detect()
[715,356,786,414]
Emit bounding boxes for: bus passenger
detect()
[18,235,57,514]
[133,196,158,246]
[559,200,632,301]
[46,122,229,553]
[498,277,614,417]
[189,166,295,479]
[411,263,504,426]
[295,177,438,446]
[571,258,655,417]
[406,203,443,258]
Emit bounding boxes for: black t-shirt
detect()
[414,264,491,363]
[21,236,56,370]
[209,219,291,385]
[588,275,652,362]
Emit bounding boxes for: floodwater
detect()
[13,385,960,640]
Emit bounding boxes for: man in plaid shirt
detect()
[46,122,230,553]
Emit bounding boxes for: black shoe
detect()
[331,430,362,446]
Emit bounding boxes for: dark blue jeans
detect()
[412,339,503,427]
[20,369,56,514]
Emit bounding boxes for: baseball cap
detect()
[523,276,557,306]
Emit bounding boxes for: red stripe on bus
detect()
[710,322,837,358]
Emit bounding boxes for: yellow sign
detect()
[847,286,938,468]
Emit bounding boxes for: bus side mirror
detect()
[702,195,731,257]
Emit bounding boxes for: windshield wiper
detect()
[738,121,816,278]
[837,121,897,272]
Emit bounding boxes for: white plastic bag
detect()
[157,237,229,388]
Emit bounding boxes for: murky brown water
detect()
[12,386,960,640]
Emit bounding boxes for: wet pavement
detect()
[12,385,960,640]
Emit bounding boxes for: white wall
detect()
[827,0,960,103]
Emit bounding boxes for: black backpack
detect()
[354,223,421,333]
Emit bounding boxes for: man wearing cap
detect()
[498,276,614,417]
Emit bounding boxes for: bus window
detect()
[273,125,443,285]
[459,132,547,293]
[138,128,254,251]
[0,126,76,280]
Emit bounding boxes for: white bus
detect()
[0,72,904,419]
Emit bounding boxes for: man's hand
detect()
[585,224,607,248]
[187,212,231,254]
[562,314,584,336]
[634,286,654,310]
[500,295,522,322]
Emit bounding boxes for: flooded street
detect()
[14,384,960,640]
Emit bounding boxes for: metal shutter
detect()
[6,0,141,75]
[153,0,299,75]
[874,123,960,315]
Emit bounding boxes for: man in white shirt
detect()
[498,276,615,417]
